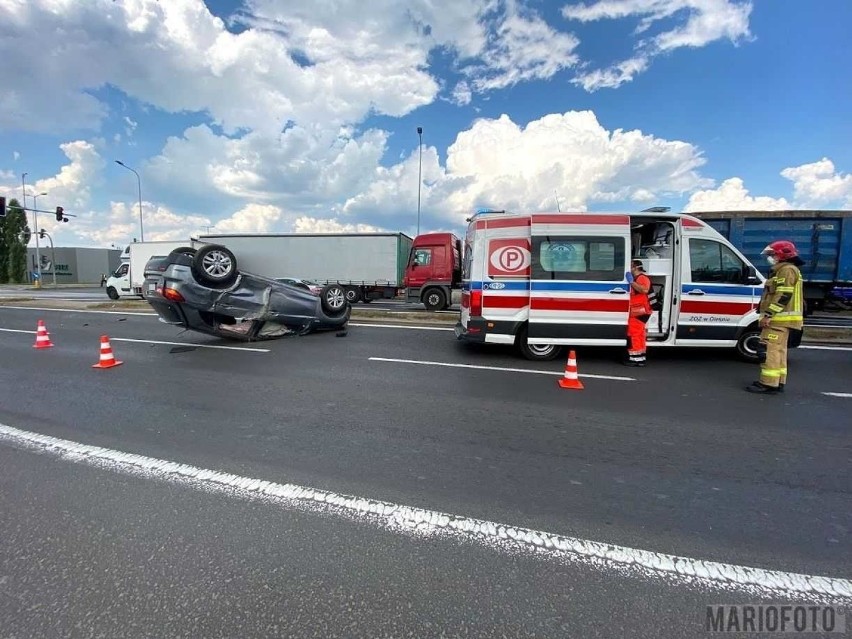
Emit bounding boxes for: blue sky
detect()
[1,0,850,248]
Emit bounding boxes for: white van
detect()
[454,210,779,362]
[106,240,196,300]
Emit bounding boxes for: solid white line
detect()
[800,345,852,352]
[0,328,268,352]
[369,356,636,381]
[110,337,269,353]
[821,392,852,398]
[0,422,848,601]
[350,322,454,332]
[0,305,156,316]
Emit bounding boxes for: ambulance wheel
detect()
[736,327,761,362]
[423,288,446,312]
[517,326,562,361]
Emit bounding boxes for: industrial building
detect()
[25,247,123,285]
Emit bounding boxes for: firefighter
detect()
[745,240,804,394]
[625,259,653,367]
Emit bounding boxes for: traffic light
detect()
[55,206,64,222]
[39,229,46,239]
[0,196,6,217]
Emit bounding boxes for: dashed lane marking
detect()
[369,356,636,381]
[0,422,848,601]
[821,392,852,398]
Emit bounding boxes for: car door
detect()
[676,237,757,344]
[527,214,631,345]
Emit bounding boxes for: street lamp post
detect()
[416,127,423,236]
[22,173,43,287]
[39,229,58,288]
[115,160,144,242]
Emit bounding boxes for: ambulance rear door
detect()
[527,214,632,345]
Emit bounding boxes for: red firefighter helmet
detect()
[762,240,799,261]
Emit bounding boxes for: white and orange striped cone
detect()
[557,349,584,390]
[32,319,54,349]
[92,335,123,369]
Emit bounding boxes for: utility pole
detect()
[416,126,423,236]
[554,190,561,212]
[22,173,43,287]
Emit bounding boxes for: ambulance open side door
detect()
[527,214,632,345]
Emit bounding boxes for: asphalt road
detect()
[0,305,850,637]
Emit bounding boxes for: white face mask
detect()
[766,255,777,266]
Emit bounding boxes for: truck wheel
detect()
[423,288,446,312]
[192,244,238,288]
[345,287,362,303]
[106,286,119,300]
[735,326,761,362]
[516,326,562,361]
[321,284,348,315]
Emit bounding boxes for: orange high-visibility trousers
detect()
[627,316,648,364]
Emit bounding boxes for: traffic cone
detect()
[92,335,123,369]
[33,319,54,349]
[557,350,584,390]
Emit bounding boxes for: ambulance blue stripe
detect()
[681,284,756,296]
[465,281,626,292]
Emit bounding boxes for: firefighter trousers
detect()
[758,326,789,387]
[627,315,649,364]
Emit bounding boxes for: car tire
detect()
[735,326,762,362]
[345,286,362,303]
[192,244,238,288]
[321,284,348,315]
[106,286,119,300]
[516,325,562,361]
[423,287,446,312]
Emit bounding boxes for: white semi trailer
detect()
[195,232,414,303]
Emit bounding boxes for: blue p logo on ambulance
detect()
[488,240,531,277]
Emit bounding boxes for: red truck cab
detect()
[404,232,462,310]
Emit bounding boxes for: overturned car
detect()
[145,244,351,341]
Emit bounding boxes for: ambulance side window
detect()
[462,242,473,279]
[689,239,747,284]
[532,236,625,281]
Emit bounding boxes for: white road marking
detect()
[110,337,269,353]
[800,345,852,352]
[0,305,157,316]
[0,423,848,601]
[821,392,852,398]
[0,327,268,352]
[369,356,636,381]
[350,322,454,332]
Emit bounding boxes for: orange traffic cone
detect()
[92,335,123,369]
[557,350,584,390]
[33,319,54,349]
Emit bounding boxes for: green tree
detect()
[0,198,31,283]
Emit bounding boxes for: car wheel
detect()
[736,326,761,362]
[106,286,119,300]
[423,287,446,312]
[516,325,562,361]
[193,244,238,288]
[321,284,348,315]
[345,286,362,303]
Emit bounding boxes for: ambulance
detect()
[454,209,785,363]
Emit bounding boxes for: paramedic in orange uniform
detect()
[625,259,652,367]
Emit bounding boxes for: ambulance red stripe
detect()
[475,218,531,230]
[680,300,755,314]
[482,295,528,308]
[531,214,630,225]
[530,297,628,312]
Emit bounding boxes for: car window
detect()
[532,237,624,281]
[115,264,129,276]
[412,249,431,266]
[689,239,747,284]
